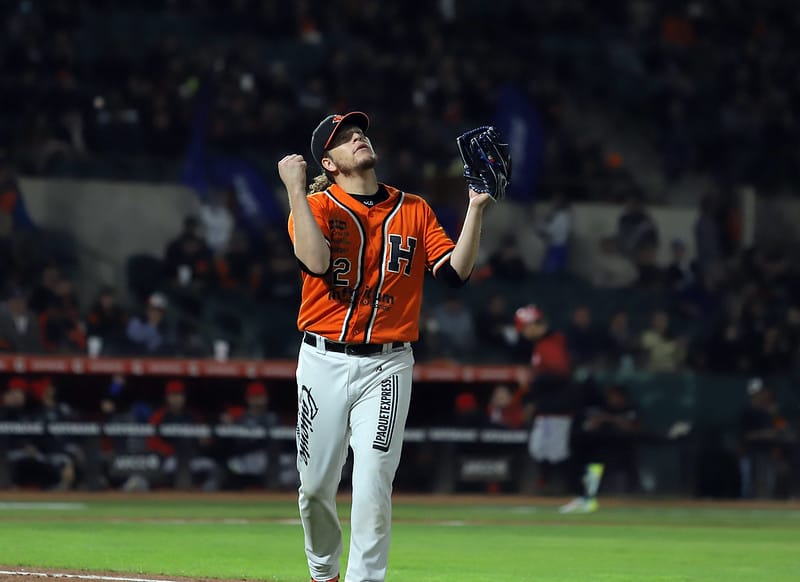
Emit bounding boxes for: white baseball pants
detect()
[296,335,414,582]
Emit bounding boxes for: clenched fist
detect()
[278,154,308,195]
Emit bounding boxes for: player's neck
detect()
[335,170,379,196]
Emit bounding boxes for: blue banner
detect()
[181,83,283,230]
[0,176,36,230]
[493,85,545,201]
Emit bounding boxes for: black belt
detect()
[303,333,406,356]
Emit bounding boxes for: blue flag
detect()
[0,176,36,230]
[181,83,283,230]
[493,85,545,201]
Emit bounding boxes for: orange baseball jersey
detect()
[288,183,455,344]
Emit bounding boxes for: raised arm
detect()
[449,189,494,280]
[278,154,330,275]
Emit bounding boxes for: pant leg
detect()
[297,344,353,581]
[346,349,413,582]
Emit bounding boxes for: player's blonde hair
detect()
[308,172,332,194]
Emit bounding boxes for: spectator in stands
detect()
[640,310,686,372]
[474,293,519,360]
[0,287,44,353]
[125,292,174,356]
[486,384,524,430]
[703,309,748,373]
[483,234,528,282]
[738,378,795,498]
[663,239,693,292]
[561,384,642,513]
[516,305,575,493]
[38,277,86,354]
[85,285,129,355]
[565,306,604,368]
[28,376,84,488]
[617,195,658,260]
[99,375,156,491]
[163,215,215,315]
[200,188,235,255]
[28,263,62,314]
[147,379,221,491]
[694,194,723,277]
[251,227,301,303]
[218,381,279,488]
[536,195,572,273]
[591,236,637,289]
[0,376,74,490]
[451,391,485,428]
[214,229,257,293]
[751,325,793,376]
[602,311,639,371]
[429,293,478,362]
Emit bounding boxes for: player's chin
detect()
[356,151,378,170]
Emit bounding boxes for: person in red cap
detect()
[147,379,221,490]
[277,112,495,582]
[1,376,74,489]
[218,381,280,488]
[515,304,576,495]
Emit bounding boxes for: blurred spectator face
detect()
[490,384,513,408]
[181,235,202,255]
[573,306,591,328]
[610,312,628,333]
[671,240,686,261]
[599,237,618,255]
[41,265,61,289]
[7,293,28,316]
[247,392,268,410]
[487,294,507,316]
[3,386,25,408]
[750,387,774,410]
[166,391,185,412]
[99,291,115,311]
[146,305,165,325]
[652,311,669,334]
[606,386,629,410]
[521,319,548,341]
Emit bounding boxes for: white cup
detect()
[213,339,229,362]
[87,336,103,358]
[178,264,192,286]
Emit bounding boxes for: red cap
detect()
[165,380,185,394]
[246,382,267,398]
[455,392,478,413]
[29,377,52,401]
[514,304,544,331]
[7,376,28,392]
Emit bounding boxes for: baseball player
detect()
[277,112,503,582]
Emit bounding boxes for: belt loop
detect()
[309,332,325,354]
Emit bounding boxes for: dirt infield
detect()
[0,568,248,582]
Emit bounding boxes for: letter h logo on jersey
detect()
[387,234,417,276]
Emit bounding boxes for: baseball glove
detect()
[456,126,512,201]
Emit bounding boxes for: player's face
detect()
[325,126,377,175]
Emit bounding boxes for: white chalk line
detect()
[0,571,177,582]
[0,503,88,511]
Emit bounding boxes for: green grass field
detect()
[0,494,798,581]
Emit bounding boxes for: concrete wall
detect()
[19,177,200,302]
[481,201,699,279]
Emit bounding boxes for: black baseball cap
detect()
[310,111,370,169]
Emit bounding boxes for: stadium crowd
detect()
[0,1,799,497]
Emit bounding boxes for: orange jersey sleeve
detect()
[286,183,456,344]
